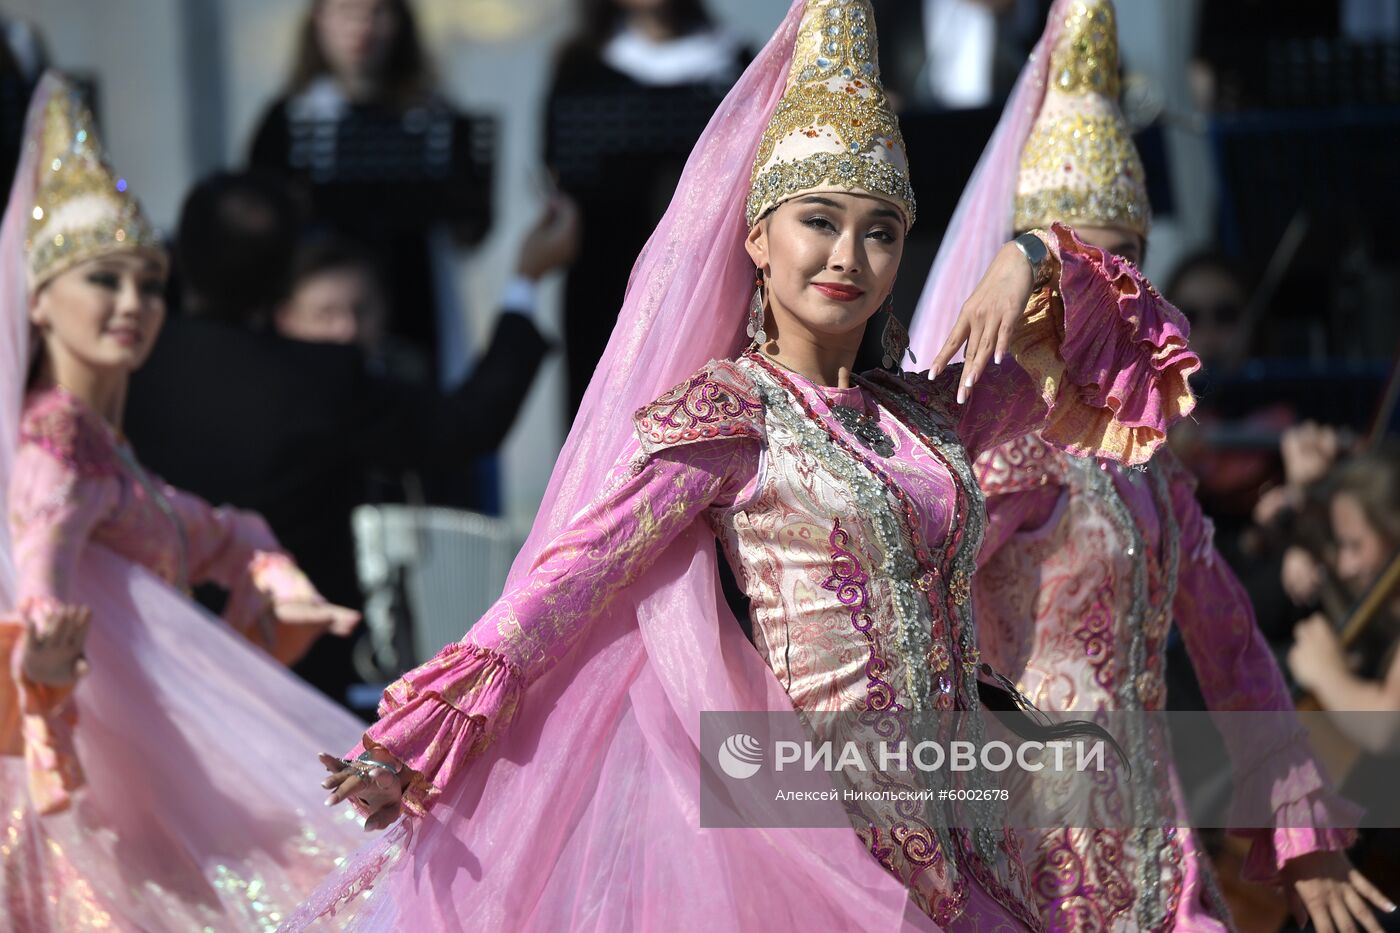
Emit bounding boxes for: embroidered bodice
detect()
[349,223,1202,929]
[974,432,1359,930]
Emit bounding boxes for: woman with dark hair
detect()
[288,2,1202,928]
[1287,446,1400,921]
[285,0,430,105]
[250,0,494,389]
[0,73,369,931]
[1290,446,1400,722]
[569,0,715,51]
[547,0,748,412]
[906,2,1387,928]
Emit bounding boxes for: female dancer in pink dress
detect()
[0,73,375,930]
[295,1,1200,929]
[908,2,1394,930]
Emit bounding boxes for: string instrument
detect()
[1212,549,1400,933]
[1291,330,1400,772]
[1292,333,1400,781]
[1294,546,1400,783]
[1213,254,1400,932]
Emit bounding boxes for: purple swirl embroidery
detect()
[821,519,899,714]
[634,364,764,451]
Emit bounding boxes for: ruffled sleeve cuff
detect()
[1010,223,1200,466]
[223,552,325,664]
[249,551,321,604]
[1229,753,1363,884]
[8,597,85,815]
[355,641,524,817]
[1235,797,1362,884]
[226,551,321,624]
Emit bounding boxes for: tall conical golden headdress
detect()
[1014,0,1149,237]
[25,75,163,290]
[746,0,915,228]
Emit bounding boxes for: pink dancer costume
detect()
[286,2,1197,930]
[908,2,1358,930]
[0,74,368,930]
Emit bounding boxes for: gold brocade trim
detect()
[751,78,905,183]
[747,150,917,227]
[747,0,915,227]
[1051,0,1122,97]
[1019,113,1145,190]
[1015,109,1148,235]
[26,210,162,289]
[1014,183,1148,237]
[1015,0,1150,236]
[26,78,163,287]
[787,0,879,86]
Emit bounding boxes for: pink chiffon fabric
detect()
[285,4,941,929]
[0,74,367,930]
[906,0,1069,364]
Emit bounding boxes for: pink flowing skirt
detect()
[2,545,366,931]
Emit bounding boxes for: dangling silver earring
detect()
[880,292,913,370]
[747,270,768,345]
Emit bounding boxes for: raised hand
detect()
[19,603,92,687]
[1281,421,1342,489]
[516,193,581,282]
[1287,613,1348,692]
[319,749,407,832]
[928,240,1037,404]
[1283,850,1396,933]
[272,599,361,637]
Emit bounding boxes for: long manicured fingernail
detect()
[324,794,337,807]
[994,351,1003,365]
[956,384,967,405]
[963,375,974,388]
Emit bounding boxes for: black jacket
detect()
[125,312,549,702]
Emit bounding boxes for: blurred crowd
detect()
[0,0,1395,739]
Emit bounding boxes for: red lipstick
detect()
[812,282,865,302]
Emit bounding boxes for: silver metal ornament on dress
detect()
[831,405,895,457]
[1071,457,1184,930]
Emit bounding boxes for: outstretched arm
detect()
[322,436,760,824]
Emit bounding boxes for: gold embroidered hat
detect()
[25,75,164,290]
[1014,0,1149,237]
[746,0,915,229]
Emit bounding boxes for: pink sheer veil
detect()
[286,2,939,929]
[0,74,44,608]
[0,75,379,928]
[906,0,1070,362]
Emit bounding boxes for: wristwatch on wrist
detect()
[1012,231,1052,291]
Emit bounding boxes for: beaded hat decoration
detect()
[746,0,915,229]
[1014,0,1149,237]
[25,76,164,291]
